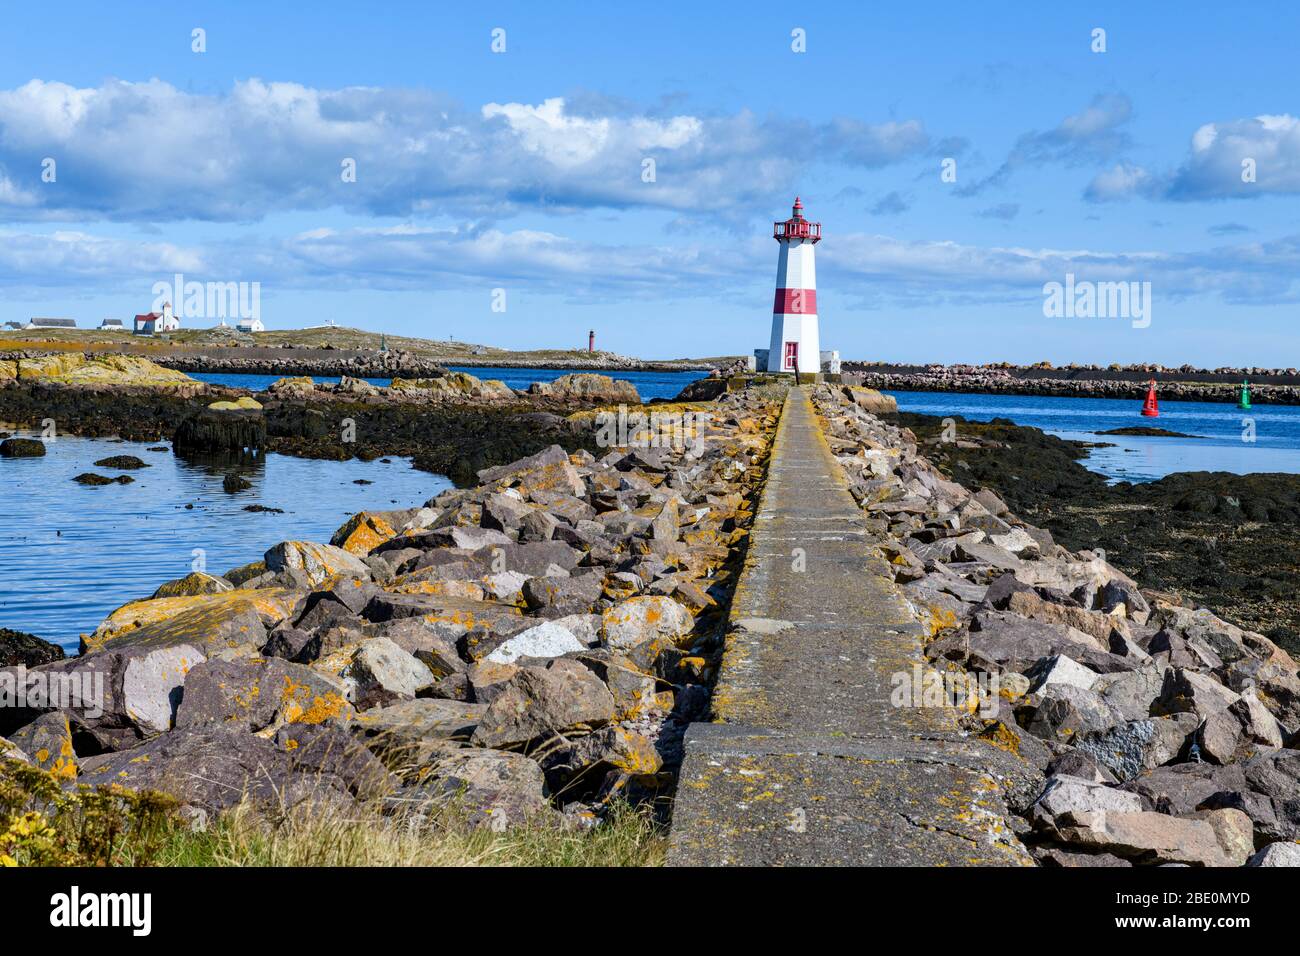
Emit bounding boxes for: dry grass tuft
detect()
[154,798,666,868]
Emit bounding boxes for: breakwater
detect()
[845,365,1300,405]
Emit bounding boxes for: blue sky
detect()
[0,1,1298,365]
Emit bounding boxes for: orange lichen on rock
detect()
[330,512,398,556]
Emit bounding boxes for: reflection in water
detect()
[0,433,450,651]
[174,446,265,478]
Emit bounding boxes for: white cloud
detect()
[958,94,1133,196]
[1084,113,1300,202]
[0,228,204,290]
[1084,162,1158,202]
[3,220,1298,309]
[1168,113,1300,198]
[0,79,944,223]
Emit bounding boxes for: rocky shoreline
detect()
[1,343,713,378]
[158,351,712,375]
[0,355,673,486]
[897,412,1300,655]
[815,385,1300,867]
[0,383,779,832]
[845,363,1300,405]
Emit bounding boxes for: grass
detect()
[152,799,665,867]
[0,326,717,366]
[0,326,498,356]
[1,758,665,867]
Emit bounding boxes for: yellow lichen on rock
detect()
[151,571,234,599]
[390,372,513,400]
[279,676,351,725]
[387,578,486,601]
[267,376,316,396]
[89,588,301,647]
[207,396,263,411]
[13,353,198,387]
[330,512,398,556]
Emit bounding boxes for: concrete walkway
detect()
[668,388,1034,866]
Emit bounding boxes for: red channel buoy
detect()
[1141,378,1159,417]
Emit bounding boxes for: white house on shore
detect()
[133,302,181,335]
[236,317,265,333]
[99,318,125,331]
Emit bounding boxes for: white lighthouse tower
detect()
[765,196,822,376]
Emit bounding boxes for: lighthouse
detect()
[764,197,822,377]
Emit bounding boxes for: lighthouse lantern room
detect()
[764,197,822,377]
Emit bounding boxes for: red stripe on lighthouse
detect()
[773,288,817,314]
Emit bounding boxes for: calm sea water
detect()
[887,390,1300,483]
[0,434,449,651]
[191,366,708,401]
[1,366,701,650]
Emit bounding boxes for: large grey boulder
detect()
[572,650,660,719]
[151,571,234,599]
[1195,708,1242,765]
[425,526,512,551]
[537,725,662,793]
[272,723,396,800]
[1092,665,1167,721]
[343,638,435,709]
[1157,606,1258,665]
[491,541,583,577]
[601,596,693,654]
[476,445,568,484]
[1030,774,1142,832]
[370,618,465,679]
[350,698,483,773]
[1002,588,1119,645]
[176,657,353,732]
[1152,668,1241,718]
[1228,690,1285,748]
[264,541,371,589]
[522,571,605,617]
[77,727,357,813]
[402,748,550,828]
[519,510,560,543]
[470,658,616,749]
[297,578,377,622]
[9,643,207,749]
[480,492,535,532]
[1246,842,1300,867]
[88,598,277,656]
[1221,657,1300,728]
[1022,684,1122,743]
[485,620,587,665]
[1026,654,1098,693]
[1053,808,1252,866]
[1073,715,1198,782]
[466,660,521,705]
[936,611,1130,674]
